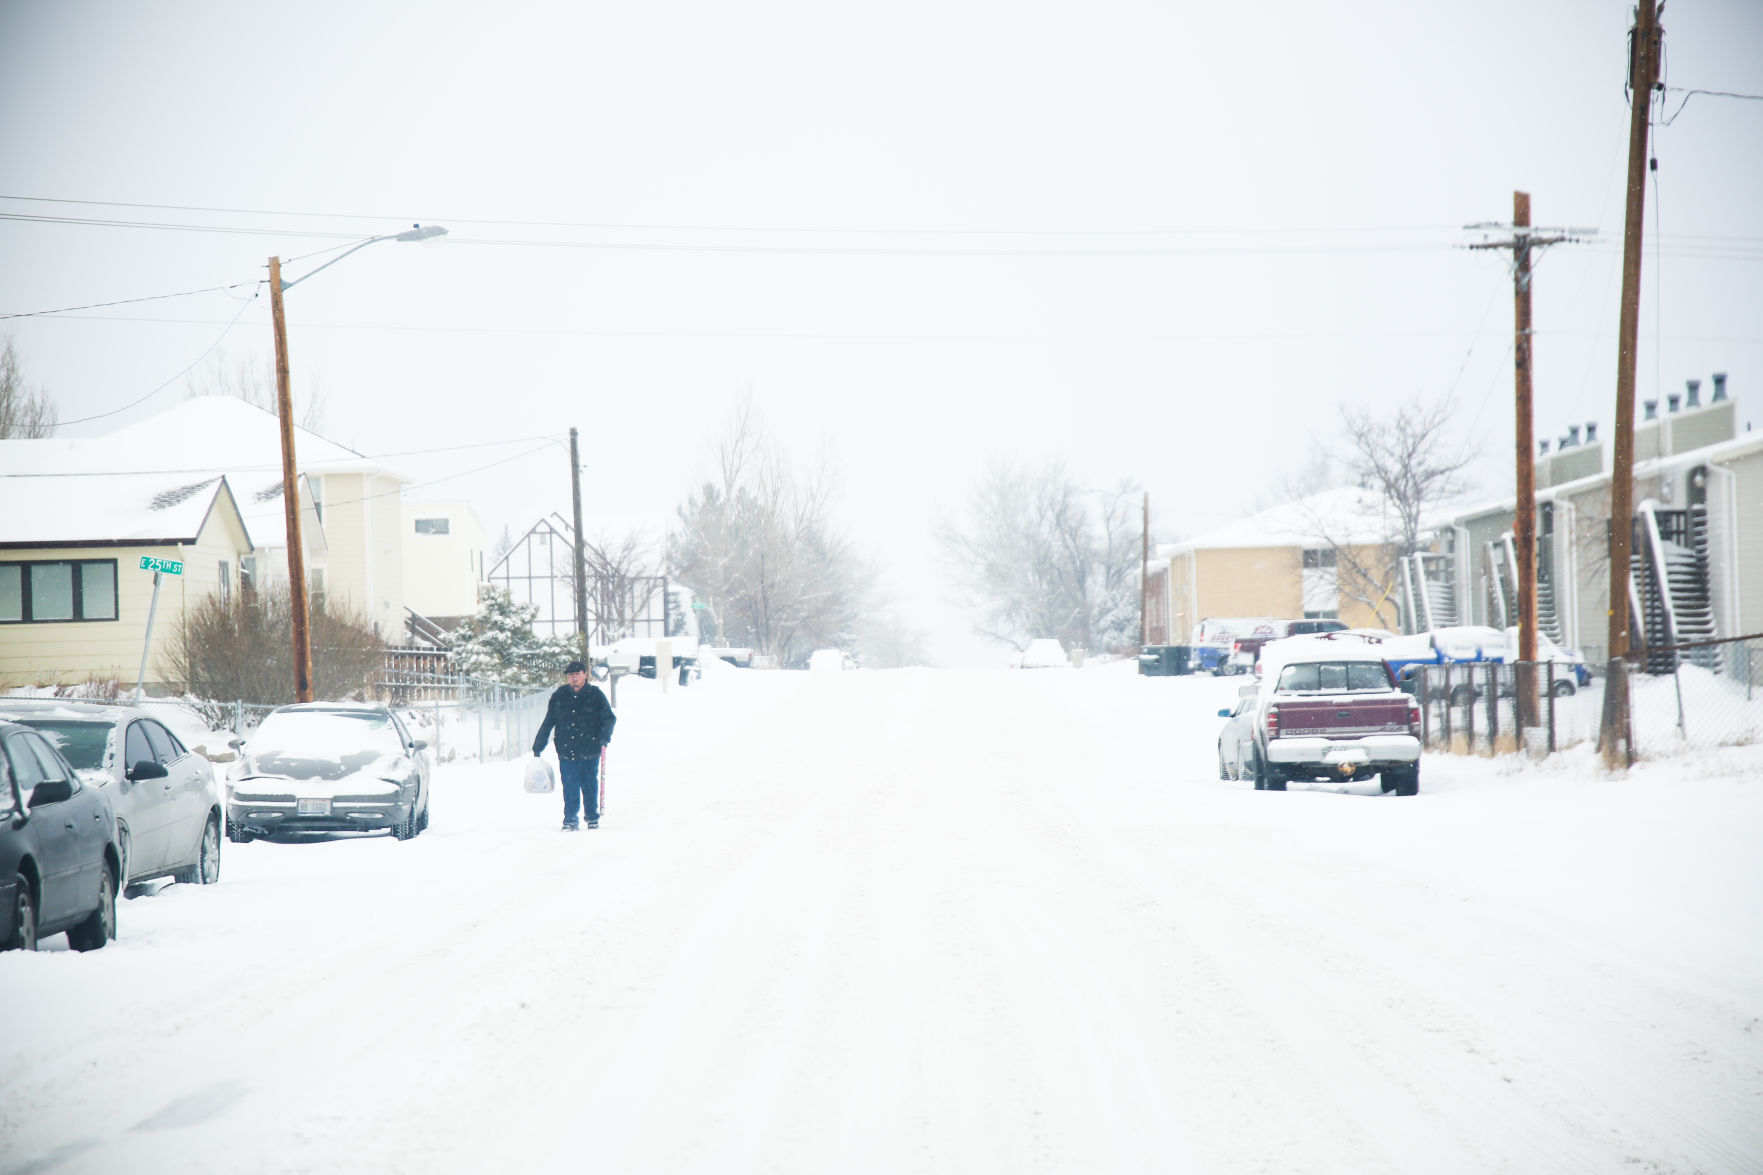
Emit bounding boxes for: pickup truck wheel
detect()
[1390,764,1420,797]
[1264,766,1287,792]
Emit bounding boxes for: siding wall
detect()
[310,473,407,637]
[0,507,251,690]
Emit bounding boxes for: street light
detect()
[268,224,447,702]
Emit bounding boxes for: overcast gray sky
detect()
[3,0,1760,665]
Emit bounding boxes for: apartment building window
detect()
[1302,547,1338,569]
[0,560,119,623]
[1303,610,1340,620]
[414,517,451,536]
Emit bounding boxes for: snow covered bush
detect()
[448,584,579,688]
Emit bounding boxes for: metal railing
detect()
[1409,661,1598,756]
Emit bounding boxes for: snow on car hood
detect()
[232,751,411,795]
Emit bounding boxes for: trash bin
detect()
[1138,645,1192,676]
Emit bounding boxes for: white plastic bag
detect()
[524,757,556,794]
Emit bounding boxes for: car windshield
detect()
[249,710,403,775]
[17,719,112,771]
[1276,661,1390,692]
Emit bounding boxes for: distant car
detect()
[1190,618,1280,675]
[1503,628,1594,693]
[807,648,847,672]
[1215,687,1261,780]
[0,701,223,891]
[1018,639,1071,669]
[227,704,431,842]
[2,720,121,951]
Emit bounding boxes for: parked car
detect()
[1244,633,1422,795]
[2,719,121,951]
[227,704,431,842]
[1223,618,1349,673]
[1017,639,1072,669]
[1386,626,1591,702]
[0,701,223,891]
[1503,627,1594,693]
[1189,618,1280,675]
[1215,684,1262,780]
[807,648,847,672]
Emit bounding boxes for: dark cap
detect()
[564,660,587,675]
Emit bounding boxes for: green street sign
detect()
[140,556,184,575]
[691,602,709,610]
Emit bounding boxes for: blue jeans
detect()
[559,757,601,825]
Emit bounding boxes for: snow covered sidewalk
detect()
[1,666,1758,1173]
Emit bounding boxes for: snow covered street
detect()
[3,664,1760,1174]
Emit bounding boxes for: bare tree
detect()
[0,337,57,438]
[1289,395,1474,629]
[939,460,1143,655]
[184,347,323,430]
[671,396,872,662]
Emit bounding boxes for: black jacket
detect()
[533,683,616,760]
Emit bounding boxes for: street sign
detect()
[140,556,184,575]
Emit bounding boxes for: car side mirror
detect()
[29,778,73,807]
[411,739,428,752]
[127,759,169,782]
[1217,708,1232,718]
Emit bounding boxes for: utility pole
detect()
[1601,0,1664,768]
[1466,195,1584,734]
[268,257,314,703]
[569,427,590,663]
[1140,492,1149,651]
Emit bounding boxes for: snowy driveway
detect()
[2,666,1760,1173]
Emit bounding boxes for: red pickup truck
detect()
[1245,633,1422,795]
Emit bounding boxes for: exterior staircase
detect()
[1631,503,1719,674]
[1402,553,1460,632]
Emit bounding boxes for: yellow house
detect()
[0,473,252,691]
[1149,487,1403,645]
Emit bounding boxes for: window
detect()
[240,555,257,601]
[310,566,327,604]
[219,561,232,605]
[1277,661,1391,692]
[0,756,14,819]
[1302,610,1340,621]
[309,475,324,524]
[143,721,182,763]
[1302,548,1338,569]
[414,518,451,536]
[0,560,119,623]
[4,734,48,793]
[25,735,68,784]
[125,723,155,772]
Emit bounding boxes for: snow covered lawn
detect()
[2,666,1759,1173]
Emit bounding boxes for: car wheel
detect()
[417,801,430,833]
[176,816,221,885]
[5,874,36,951]
[1449,685,1475,707]
[1218,747,1231,780]
[226,818,254,845]
[67,866,116,952]
[1551,680,1576,697]
[1390,764,1420,797]
[392,803,418,841]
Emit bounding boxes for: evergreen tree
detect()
[449,585,578,687]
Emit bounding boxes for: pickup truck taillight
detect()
[1232,640,1244,653]
[1265,706,1280,740]
[1408,702,1422,737]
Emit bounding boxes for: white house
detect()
[0,472,252,690]
[400,499,488,627]
[0,397,412,639]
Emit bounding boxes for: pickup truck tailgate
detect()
[1274,697,1411,737]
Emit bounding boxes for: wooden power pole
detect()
[1140,492,1149,651]
[1601,0,1664,767]
[1467,194,1582,734]
[569,426,590,662]
[268,256,314,703]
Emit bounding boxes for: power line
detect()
[53,289,263,428]
[0,280,261,321]
[0,194,1465,239]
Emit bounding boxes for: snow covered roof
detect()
[0,471,248,548]
[0,397,405,480]
[1171,486,1399,553]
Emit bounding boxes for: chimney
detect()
[1558,434,1571,450]
[1644,399,1658,420]
[1668,393,1682,413]
[1585,421,1598,443]
[1567,424,1582,446]
[1712,372,1728,402]
[1686,379,1701,408]
[1539,439,1551,455]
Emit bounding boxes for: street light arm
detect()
[280,224,447,292]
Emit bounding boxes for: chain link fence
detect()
[1409,661,1599,756]
[1624,633,1763,758]
[1,676,553,765]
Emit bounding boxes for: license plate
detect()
[296,798,331,817]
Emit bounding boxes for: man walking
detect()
[533,659,617,830]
